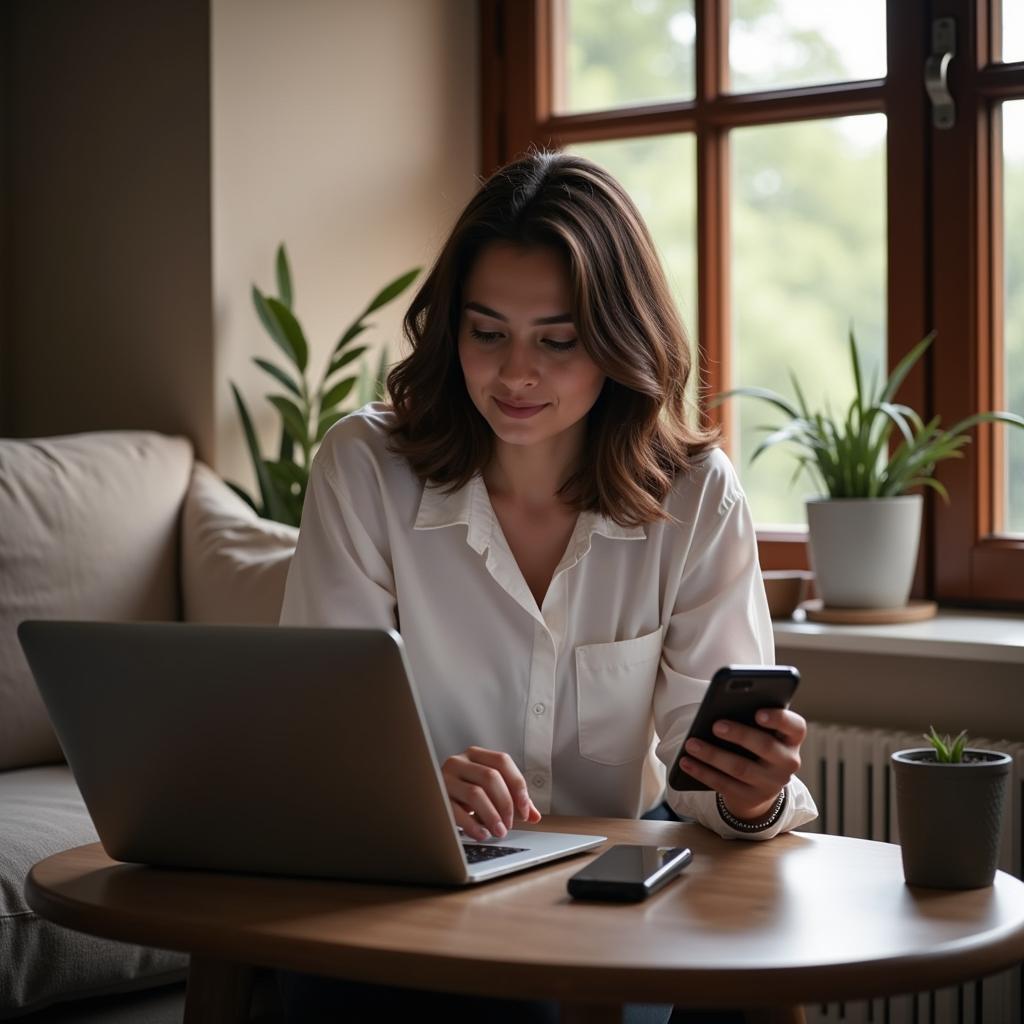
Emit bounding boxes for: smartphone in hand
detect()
[667,665,800,791]
[567,844,693,901]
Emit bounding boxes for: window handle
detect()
[925,16,956,130]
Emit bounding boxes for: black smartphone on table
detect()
[667,665,800,791]
[567,844,693,901]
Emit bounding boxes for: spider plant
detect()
[713,329,1024,500]
[228,243,419,525]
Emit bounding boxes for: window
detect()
[1005,98,1024,535]
[927,0,1024,603]
[480,0,1024,607]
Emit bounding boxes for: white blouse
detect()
[280,403,817,839]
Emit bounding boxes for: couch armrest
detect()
[0,431,193,771]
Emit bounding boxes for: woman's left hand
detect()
[679,707,807,823]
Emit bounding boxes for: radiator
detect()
[799,722,1024,1024]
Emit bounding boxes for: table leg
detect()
[560,1002,625,1023]
[182,956,254,1024]
[744,1008,807,1024]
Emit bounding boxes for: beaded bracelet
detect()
[716,789,787,833]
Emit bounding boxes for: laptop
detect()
[17,620,604,885]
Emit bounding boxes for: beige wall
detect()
[211,0,480,495]
[1,4,9,433]
[2,0,479,474]
[3,0,214,450]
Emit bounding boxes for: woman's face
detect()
[457,242,605,451]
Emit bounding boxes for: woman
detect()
[279,150,817,1021]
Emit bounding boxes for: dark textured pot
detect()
[891,748,1011,889]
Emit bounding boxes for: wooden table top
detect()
[26,817,1024,1009]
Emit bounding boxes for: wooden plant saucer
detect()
[802,599,939,625]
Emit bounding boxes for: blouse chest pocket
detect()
[575,627,664,767]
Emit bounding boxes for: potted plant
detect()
[892,727,1012,889]
[715,330,1024,610]
[228,244,419,526]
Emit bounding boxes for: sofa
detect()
[0,430,298,1021]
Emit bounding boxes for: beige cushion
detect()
[181,462,297,625]
[0,432,193,771]
[0,766,188,1016]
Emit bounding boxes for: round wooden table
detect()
[25,817,1024,1024]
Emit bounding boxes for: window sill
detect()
[772,608,1024,665]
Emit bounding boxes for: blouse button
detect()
[532,702,546,715]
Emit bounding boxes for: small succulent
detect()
[924,725,969,763]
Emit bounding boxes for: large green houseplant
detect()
[228,245,418,526]
[715,330,1024,609]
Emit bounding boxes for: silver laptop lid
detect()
[18,621,475,884]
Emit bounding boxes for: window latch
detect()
[925,16,956,130]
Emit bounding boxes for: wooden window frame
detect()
[479,0,1024,607]
[931,0,1024,605]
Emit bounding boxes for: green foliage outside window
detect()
[566,1,1024,531]
[1004,100,1024,533]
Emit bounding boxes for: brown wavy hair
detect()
[386,149,720,526]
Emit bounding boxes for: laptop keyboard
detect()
[462,843,529,863]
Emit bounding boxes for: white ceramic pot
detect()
[805,494,922,608]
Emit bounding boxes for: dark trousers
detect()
[277,803,744,1023]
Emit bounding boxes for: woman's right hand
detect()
[441,746,542,841]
